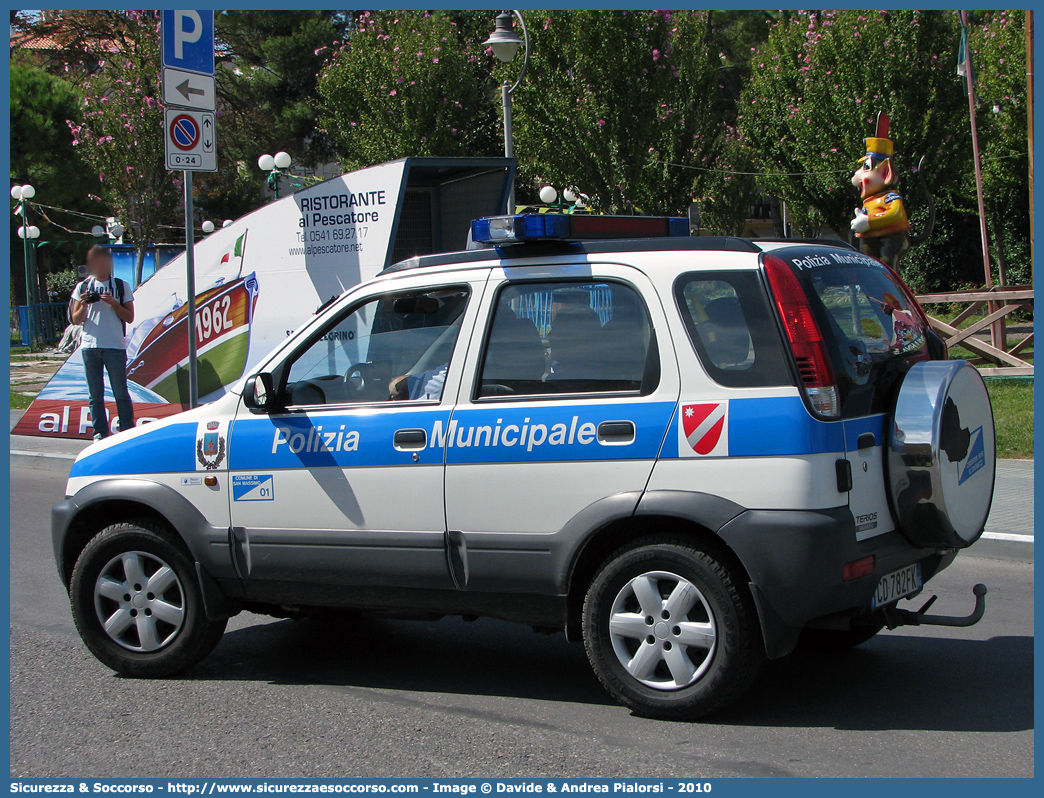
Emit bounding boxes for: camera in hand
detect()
[82,290,102,304]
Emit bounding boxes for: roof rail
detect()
[381,235,764,274]
[753,237,857,251]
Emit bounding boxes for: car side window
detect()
[476,280,658,398]
[675,271,791,389]
[282,286,469,406]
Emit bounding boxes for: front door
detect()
[227,278,484,595]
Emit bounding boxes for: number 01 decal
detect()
[232,474,275,502]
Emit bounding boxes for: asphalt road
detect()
[9,467,1034,779]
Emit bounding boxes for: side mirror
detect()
[243,373,276,412]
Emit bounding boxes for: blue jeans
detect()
[82,347,134,437]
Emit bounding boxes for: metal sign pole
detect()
[183,169,198,408]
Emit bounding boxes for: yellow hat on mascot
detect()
[863,135,894,159]
[857,112,895,166]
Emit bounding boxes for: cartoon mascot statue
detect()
[850,112,935,269]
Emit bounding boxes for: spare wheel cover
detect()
[887,360,996,548]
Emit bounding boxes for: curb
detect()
[10,450,78,474]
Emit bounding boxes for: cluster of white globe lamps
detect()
[11,184,40,240]
[539,185,581,207]
[257,151,292,173]
[198,152,291,234]
[200,219,234,234]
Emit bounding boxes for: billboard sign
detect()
[14,158,514,440]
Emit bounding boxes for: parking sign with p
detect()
[162,9,214,75]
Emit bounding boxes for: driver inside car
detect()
[384,291,468,402]
[388,363,448,401]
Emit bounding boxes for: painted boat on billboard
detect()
[126,273,259,405]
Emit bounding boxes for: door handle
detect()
[597,420,635,443]
[857,432,877,450]
[393,428,427,450]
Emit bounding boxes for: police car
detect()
[52,213,995,720]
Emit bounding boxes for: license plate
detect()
[871,562,923,609]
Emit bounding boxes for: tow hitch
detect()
[880,583,988,629]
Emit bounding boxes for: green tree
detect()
[692,126,761,236]
[508,10,723,214]
[317,10,500,172]
[215,10,350,169]
[65,10,181,285]
[193,10,353,225]
[737,10,970,238]
[970,10,1030,286]
[9,59,98,301]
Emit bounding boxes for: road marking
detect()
[981,531,1034,543]
[10,450,77,461]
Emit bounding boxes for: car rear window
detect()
[772,247,931,417]
[674,270,792,388]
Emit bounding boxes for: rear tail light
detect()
[843,556,875,581]
[763,255,840,418]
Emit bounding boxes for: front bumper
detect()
[718,507,958,658]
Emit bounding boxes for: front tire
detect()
[69,520,226,677]
[582,537,763,720]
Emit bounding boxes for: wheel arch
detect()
[53,478,233,588]
[563,490,751,642]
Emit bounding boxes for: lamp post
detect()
[484,10,530,213]
[12,184,39,348]
[258,151,293,201]
[537,185,585,213]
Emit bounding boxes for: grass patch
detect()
[985,379,1034,459]
[9,392,35,410]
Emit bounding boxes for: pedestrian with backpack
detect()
[69,245,135,439]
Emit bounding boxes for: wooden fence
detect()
[915,286,1034,376]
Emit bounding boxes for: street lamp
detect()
[484,10,530,213]
[258,151,293,200]
[536,185,585,213]
[201,220,215,234]
[12,184,39,348]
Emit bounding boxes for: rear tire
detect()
[582,537,764,720]
[70,520,226,677]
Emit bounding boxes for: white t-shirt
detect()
[407,364,448,401]
[72,276,134,350]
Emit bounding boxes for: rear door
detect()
[442,262,680,594]
[773,247,936,539]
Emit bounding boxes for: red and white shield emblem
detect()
[680,402,728,456]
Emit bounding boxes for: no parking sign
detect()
[164,108,216,172]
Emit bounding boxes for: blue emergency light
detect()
[471,213,690,245]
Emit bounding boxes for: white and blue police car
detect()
[53,213,995,719]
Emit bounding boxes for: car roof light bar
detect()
[471,213,689,245]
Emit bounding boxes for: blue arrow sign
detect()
[162,10,214,76]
